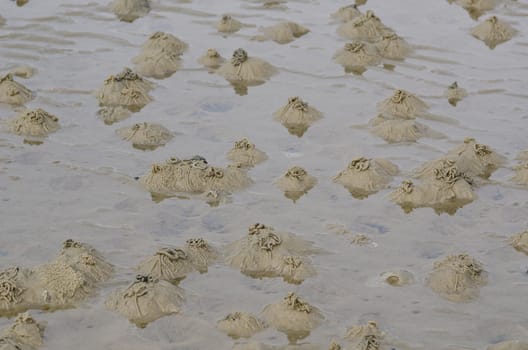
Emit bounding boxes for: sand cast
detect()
[333,157,399,199]
[274,166,317,201]
[7,109,60,140]
[333,42,382,74]
[427,254,487,302]
[377,89,428,119]
[227,138,268,168]
[216,15,243,33]
[224,223,319,281]
[0,74,33,105]
[140,32,187,56]
[445,137,505,179]
[217,48,277,84]
[337,10,394,42]
[380,270,414,286]
[373,33,411,61]
[116,122,173,150]
[133,49,181,79]
[184,238,218,273]
[511,162,528,186]
[261,292,324,341]
[0,313,45,350]
[369,115,442,143]
[216,312,267,339]
[471,16,516,49]
[105,275,184,327]
[111,0,150,22]
[97,68,153,111]
[445,82,467,106]
[510,230,528,255]
[198,49,225,69]
[137,248,194,282]
[273,96,323,137]
[260,22,309,44]
[139,155,252,196]
[97,106,132,125]
[331,4,362,22]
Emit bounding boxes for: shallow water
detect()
[1,0,527,349]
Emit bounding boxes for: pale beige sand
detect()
[216,311,267,339]
[471,16,516,49]
[8,108,59,138]
[116,122,173,150]
[227,138,268,168]
[0,74,33,105]
[111,0,150,23]
[0,312,45,350]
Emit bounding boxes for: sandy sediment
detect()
[105,275,184,327]
[261,292,324,341]
[273,96,323,137]
[260,22,309,44]
[133,32,187,79]
[487,340,528,350]
[97,106,132,125]
[137,248,194,283]
[333,157,399,199]
[97,67,153,111]
[377,89,428,119]
[511,161,528,186]
[224,223,319,283]
[0,74,33,105]
[217,48,277,84]
[471,16,516,49]
[337,10,394,42]
[139,155,252,196]
[373,33,411,61]
[369,115,442,143]
[427,254,487,302]
[227,138,268,168]
[0,312,45,350]
[274,166,317,202]
[380,270,414,286]
[116,122,173,150]
[7,108,59,139]
[333,41,382,74]
[445,82,468,106]
[198,49,225,69]
[216,311,267,339]
[111,0,150,23]
[331,4,362,22]
[510,230,528,255]
[216,15,243,33]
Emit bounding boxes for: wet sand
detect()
[0,0,527,349]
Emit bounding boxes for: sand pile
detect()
[7,109,60,143]
[369,114,442,143]
[337,10,394,42]
[139,155,252,197]
[331,4,362,22]
[0,73,33,105]
[133,32,188,79]
[116,122,173,150]
[377,89,428,119]
[510,230,528,255]
[216,15,243,33]
[261,292,324,342]
[0,240,112,316]
[427,253,487,302]
[380,270,414,287]
[373,33,411,61]
[259,22,310,44]
[97,67,153,112]
[333,157,399,199]
[217,48,277,87]
[111,0,150,22]
[224,223,319,284]
[333,41,382,74]
[273,96,323,137]
[105,275,184,327]
[511,161,528,186]
[445,82,468,106]
[227,137,268,168]
[391,160,476,214]
[0,313,45,350]
[274,166,317,201]
[471,16,516,49]
[198,48,225,69]
[217,311,267,339]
